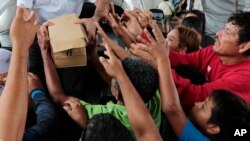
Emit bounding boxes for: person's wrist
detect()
[156,56,170,69]
[12,42,30,52]
[91,16,100,23]
[115,69,126,81]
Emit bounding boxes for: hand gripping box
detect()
[48,13,88,68]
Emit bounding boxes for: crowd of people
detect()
[0,0,250,141]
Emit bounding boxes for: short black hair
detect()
[83,113,132,141]
[175,64,207,85]
[176,10,187,17]
[208,89,250,141]
[228,11,250,56]
[182,16,203,34]
[121,57,158,103]
[187,9,205,34]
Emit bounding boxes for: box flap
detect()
[48,13,88,53]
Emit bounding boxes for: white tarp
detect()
[202,0,250,37]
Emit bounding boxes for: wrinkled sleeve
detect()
[24,91,58,141]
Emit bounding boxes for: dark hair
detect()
[175,64,207,85]
[176,26,201,53]
[208,89,250,141]
[228,11,250,56]
[83,113,132,141]
[176,10,187,18]
[182,16,203,34]
[187,9,205,34]
[120,57,158,103]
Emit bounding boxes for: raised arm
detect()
[37,26,68,106]
[96,22,131,60]
[24,73,58,141]
[130,26,187,137]
[99,45,162,140]
[0,7,39,141]
[104,3,137,47]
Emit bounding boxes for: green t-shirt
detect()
[80,92,161,138]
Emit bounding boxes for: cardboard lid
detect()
[48,13,88,53]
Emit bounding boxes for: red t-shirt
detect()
[170,46,250,111]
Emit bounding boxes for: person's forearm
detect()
[113,26,136,47]
[93,0,110,21]
[41,53,67,106]
[110,43,131,60]
[0,46,29,141]
[116,71,161,140]
[157,58,186,137]
[158,58,182,111]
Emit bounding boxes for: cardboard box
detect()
[48,13,88,68]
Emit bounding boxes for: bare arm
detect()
[37,26,68,106]
[0,7,39,141]
[63,98,88,129]
[99,45,162,141]
[131,27,187,137]
[90,22,131,85]
[96,22,130,60]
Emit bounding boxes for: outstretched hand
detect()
[99,44,123,79]
[63,97,87,129]
[75,18,97,44]
[130,27,169,70]
[37,24,52,57]
[96,22,124,53]
[120,11,143,37]
[10,6,39,50]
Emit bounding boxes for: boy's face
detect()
[190,96,214,133]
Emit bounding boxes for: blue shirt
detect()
[24,89,59,141]
[180,119,211,141]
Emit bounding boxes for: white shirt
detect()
[17,0,97,23]
[158,1,175,16]
[0,48,11,73]
[0,0,17,47]
[123,0,163,11]
[186,0,203,11]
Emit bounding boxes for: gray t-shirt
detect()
[202,0,250,37]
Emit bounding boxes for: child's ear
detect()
[206,123,220,135]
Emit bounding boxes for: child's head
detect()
[186,9,205,34]
[82,113,132,141]
[182,16,203,35]
[111,57,158,103]
[190,89,250,140]
[167,26,201,53]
